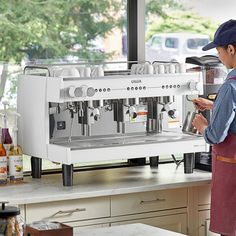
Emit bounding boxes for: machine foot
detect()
[184,153,195,173]
[149,156,159,167]
[62,164,74,186]
[31,157,42,178]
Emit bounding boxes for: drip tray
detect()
[51,131,202,150]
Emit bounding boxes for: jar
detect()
[0,201,24,236]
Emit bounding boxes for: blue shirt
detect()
[204,68,236,144]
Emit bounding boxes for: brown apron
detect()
[210,77,236,235]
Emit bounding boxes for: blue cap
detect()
[203,19,236,51]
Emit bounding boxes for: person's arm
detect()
[192,113,208,134]
[204,84,236,144]
[192,97,214,111]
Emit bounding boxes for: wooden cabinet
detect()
[110,188,188,234]
[23,188,188,234]
[198,210,219,236]
[198,185,211,207]
[191,185,219,236]
[22,185,220,235]
[18,204,25,222]
[111,212,188,234]
[111,188,187,216]
[25,196,110,223]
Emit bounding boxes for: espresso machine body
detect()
[17,62,207,185]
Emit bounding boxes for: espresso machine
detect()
[186,55,227,171]
[17,62,207,186]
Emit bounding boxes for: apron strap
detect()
[216,155,236,164]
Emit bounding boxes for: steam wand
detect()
[67,102,77,143]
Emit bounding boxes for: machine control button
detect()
[74,87,83,97]
[107,88,110,92]
[188,81,201,91]
[73,85,90,97]
[87,87,96,97]
[67,85,89,98]
[67,86,77,98]
[177,85,180,88]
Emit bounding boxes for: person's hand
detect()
[192,113,208,134]
[192,98,213,111]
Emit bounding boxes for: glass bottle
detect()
[1,101,12,178]
[8,113,23,183]
[0,137,7,185]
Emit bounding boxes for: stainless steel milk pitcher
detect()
[182,111,198,134]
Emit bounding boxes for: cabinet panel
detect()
[198,210,219,236]
[25,196,110,223]
[18,204,25,222]
[111,188,187,216]
[111,213,187,234]
[198,185,211,206]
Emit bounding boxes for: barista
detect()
[192,19,236,236]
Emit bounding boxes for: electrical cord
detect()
[171,154,183,167]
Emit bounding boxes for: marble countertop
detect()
[76,223,186,236]
[0,163,211,205]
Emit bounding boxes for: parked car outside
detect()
[145,32,217,63]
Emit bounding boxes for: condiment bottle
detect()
[0,132,7,185]
[8,113,23,183]
[0,101,12,178]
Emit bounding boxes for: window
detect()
[152,36,162,47]
[165,38,178,49]
[187,38,209,49]
[144,0,233,163]
[2,0,235,173]
[0,0,128,172]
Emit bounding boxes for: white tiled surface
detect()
[75,223,187,236]
[0,163,211,205]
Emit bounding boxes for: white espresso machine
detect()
[17,62,207,186]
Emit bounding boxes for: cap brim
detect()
[202,41,217,51]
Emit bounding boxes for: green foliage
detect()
[146,0,185,18]
[0,0,125,63]
[146,4,219,40]
[1,0,220,107]
[0,0,126,107]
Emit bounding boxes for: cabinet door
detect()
[111,188,187,216]
[18,205,25,223]
[25,197,110,223]
[111,213,187,234]
[198,210,219,236]
[198,185,211,206]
